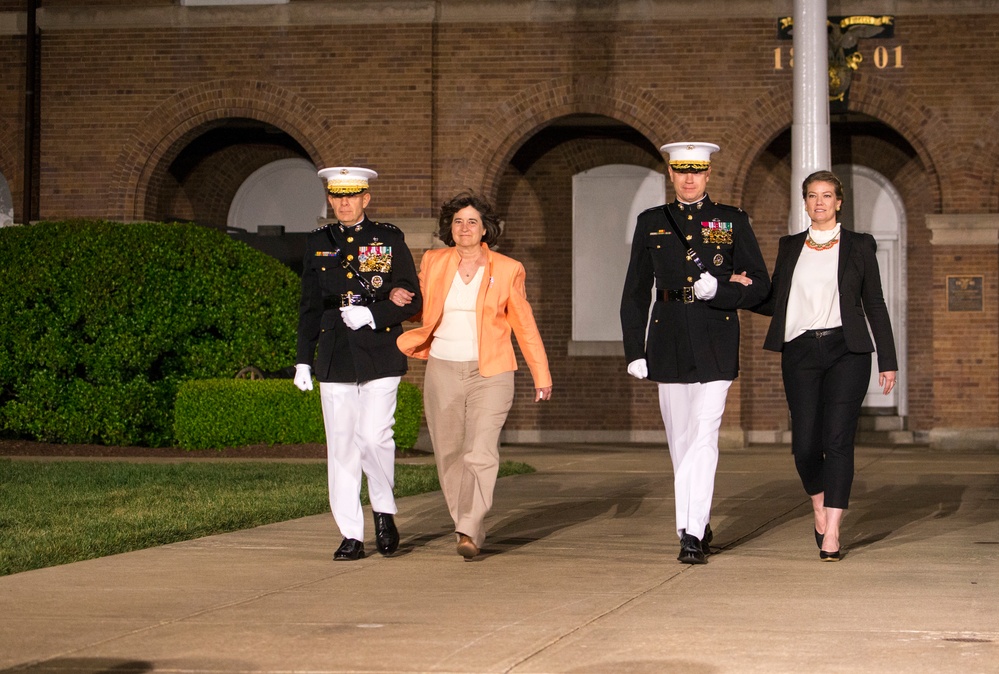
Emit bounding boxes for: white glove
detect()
[693,272,718,300]
[340,305,375,330]
[627,358,648,380]
[293,364,313,392]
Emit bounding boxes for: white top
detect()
[784,224,843,342]
[429,267,483,361]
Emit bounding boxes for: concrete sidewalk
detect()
[1,443,997,673]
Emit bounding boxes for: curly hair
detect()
[436,191,503,247]
[801,170,844,201]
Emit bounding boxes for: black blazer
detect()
[620,196,770,383]
[757,228,898,373]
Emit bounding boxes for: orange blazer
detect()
[397,243,552,388]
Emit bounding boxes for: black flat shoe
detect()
[334,537,365,561]
[819,549,841,562]
[814,528,824,550]
[702,524,713,555]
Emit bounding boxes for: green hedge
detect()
[173,379,423,451]
[0,220,299,446]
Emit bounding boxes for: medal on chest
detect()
[358,244,392,273]
[701,219,733,245]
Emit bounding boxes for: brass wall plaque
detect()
[947,276,984,312]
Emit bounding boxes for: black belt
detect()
[800,327,843,339]
[656,287,695,304]
[324,292,372,310]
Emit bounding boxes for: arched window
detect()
[834,163,908,414]
[570,164,665,354]
[0,173,13,227]
[227,158,327,234]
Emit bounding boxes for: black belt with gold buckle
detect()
[324,293,371,310]
[656,287,695,304]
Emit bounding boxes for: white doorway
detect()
[834,164,907,414]
[571,165,665,349]
[227,157,327,233]
[0,173,13,227]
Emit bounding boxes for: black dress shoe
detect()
[373,512,399,556]
[333,538,365,561]
[819,549,841,562]
[702,524,713,555]
[814,528,824,550]
[678,533,706,564]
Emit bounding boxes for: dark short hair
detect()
[436,191,503,247]
[802,170,844,201]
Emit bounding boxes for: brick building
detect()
[1,0,996,449]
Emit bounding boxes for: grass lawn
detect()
[0,458,535,576]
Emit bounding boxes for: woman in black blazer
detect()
[756,170,897,561]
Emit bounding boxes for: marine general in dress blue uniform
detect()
[294,167,422,561]
[620,142,770,564]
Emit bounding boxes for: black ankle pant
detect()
[781,328,871,509]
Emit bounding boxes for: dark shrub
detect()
[173,379,423,451]
[0,220,299,446]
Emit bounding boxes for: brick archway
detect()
[450,77,690,203]
[108,79,342,221]
[971,106,999,213]
[721,80,794,204]
[723,77,947,212]
[847,77,945,210]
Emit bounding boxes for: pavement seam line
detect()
[499,569,691,673]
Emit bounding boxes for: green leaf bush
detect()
[0,220,299,446]
[173,379,423,451]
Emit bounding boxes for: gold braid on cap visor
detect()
[326,180,369,195]
[669,160,711,171]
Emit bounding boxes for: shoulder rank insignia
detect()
[374,221,401,232]
[714,202,745,214]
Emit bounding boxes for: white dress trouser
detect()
[319,377,400,541]
[658,379,732,540]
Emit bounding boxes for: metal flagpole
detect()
[790,0,831,234]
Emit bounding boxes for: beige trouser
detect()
[424,357,515,548]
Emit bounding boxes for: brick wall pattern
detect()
[1,1,996,444]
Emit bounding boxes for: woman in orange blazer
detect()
[396,191,552,560]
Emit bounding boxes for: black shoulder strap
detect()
[322,224,376,298]
[660,205,708,272]
[324,223,346,251]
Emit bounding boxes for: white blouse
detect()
[784,224,843,342]
[429,267,483,361]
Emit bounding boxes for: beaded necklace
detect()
[805,226,840,251]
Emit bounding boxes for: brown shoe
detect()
[456,534,479,559]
